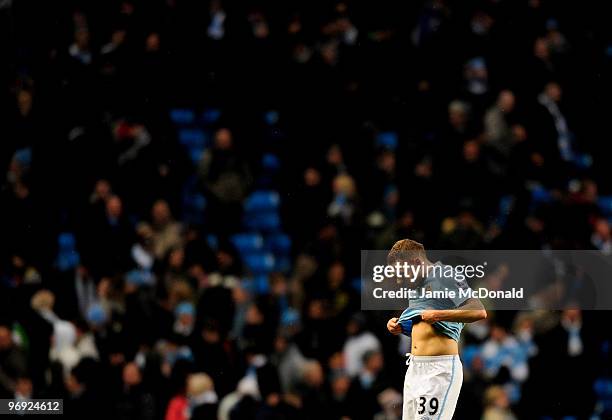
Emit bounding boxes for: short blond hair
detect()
[31,290,55,311]
[387,239,426,265]
[484,385,506,407]
[333,174,356,197]
[187,373,214,396]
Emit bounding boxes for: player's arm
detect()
[386,317,402,335]
[420,298,487,323]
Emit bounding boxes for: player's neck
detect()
[422,259,436,271]
[416,259,436,283]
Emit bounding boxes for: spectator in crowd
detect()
[0,324,27,397]
[115,362,156,420]
[482,385,517,420]
[343,313,381,378]
[445,100,477,145]
[591,217,612,254]
[297,359,327,417]
[480,322,530,404]
[329,370,351,418]
[271,331,307,393]
[375,388,402,420]
[150,200,184,261]
[530,308,598,418]
[69,27,93,66]
[346,350,387,419]
[83,195,133,276]
[484,90,516,158]
[199,128,251,233]
[186,373,218,420]
[328,174,360,229]
[13,375,33,400]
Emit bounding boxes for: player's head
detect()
[387,239,427,264]
[387,239,429,283]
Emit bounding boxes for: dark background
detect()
[1,0,612,419]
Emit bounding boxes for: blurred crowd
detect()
[2,0,612,419]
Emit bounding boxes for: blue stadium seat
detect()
[531,185,553,204]
[254,275,270,294]
[182,193,207,225]
[185,193,206,211]
[58,232,77,250]
[575,153,593,169]
[274,256,291,272]
[280,308,299,327]
[264,110,279,126]
[599,196,612,216]
[189,147,205,164]
[13,148,32,166]
[262,153,280,171]
[460,344,480,368]
[56,232,80,271]
[57,253,80,271]
[202,108,222,125]
[170,109,195,125]
[266,233,291,254]
[243,253,275,275]
[245,212,281,232]
[231,233,264,254]
[178,128,207,148]
[594,377,612,415]
[244,190,280,212]
[495,195,514,228]
[376,131,398,151]
[242,275,270,295]
[206,234,219,250]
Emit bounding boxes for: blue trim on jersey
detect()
[438,356,456,419]
[399,318,413,335]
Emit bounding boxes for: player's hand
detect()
[420,310,439,323]
[387,317,402,335]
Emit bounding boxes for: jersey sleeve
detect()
[438,274,472,308]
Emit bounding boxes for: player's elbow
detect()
[476,309,487,321]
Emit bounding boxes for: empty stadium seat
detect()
[376,131,398,151]
[262,153,280,171]
[56,232,80,271]
[531,185,553,204]
[178,128,207,148]
[253,274,270,294]
[495,195,514,228]
[243,253,275,275]
[182,193,207,225]
[244,212,281,232]
[594,377,612,415]
[242,275,270,295]
[169,108,195,125]
[599,196,612,216]
[206,234,219,250]
[264,110,279,126]
[189,147,205,164]
[244,190,280,212]
[202,108,221,125]
[274,256,291,272]
[231,233,264,254]
[266,233,291,254]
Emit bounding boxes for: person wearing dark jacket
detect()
[187,372,219,420]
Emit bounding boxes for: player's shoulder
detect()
[428,264,470,290]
